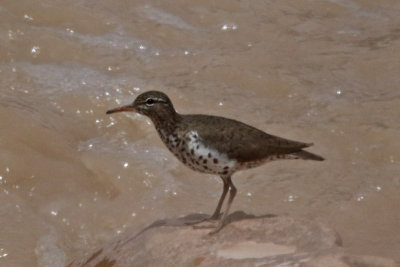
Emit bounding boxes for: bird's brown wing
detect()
[183,115,311,163]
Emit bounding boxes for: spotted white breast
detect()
[159,129,237,176]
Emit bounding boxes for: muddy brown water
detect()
[1,0,399,265]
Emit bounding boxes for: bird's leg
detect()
[192,176,229,228]
[193,175,237,233]
[209,177,229,220]
[209,176,236,235]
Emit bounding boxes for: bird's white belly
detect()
[163,130,237,175]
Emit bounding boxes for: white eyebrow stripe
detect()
[155,97,168,103]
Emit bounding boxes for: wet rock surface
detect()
[68,213,398,267]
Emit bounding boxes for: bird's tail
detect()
[289,150,325,161]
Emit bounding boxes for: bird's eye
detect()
[145,98,155,106]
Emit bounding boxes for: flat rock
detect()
[69,212,398,267]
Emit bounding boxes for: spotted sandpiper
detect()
[106,91,324,234]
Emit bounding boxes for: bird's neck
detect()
[150,110,182,137]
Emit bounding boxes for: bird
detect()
[106,91,324,234]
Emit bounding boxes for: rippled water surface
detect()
[1,0,400,265]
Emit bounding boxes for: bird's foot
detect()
[208,212,222,221]
[185,212,223,232]
[193,222,224,235]
[192,220,226,235]
[186,212,221,227]
[192,222,217,230]
[208,223,224,235]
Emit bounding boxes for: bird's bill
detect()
[106,104,135,114]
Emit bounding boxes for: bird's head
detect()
[106,91,176,119]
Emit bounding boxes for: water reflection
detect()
[0,0,399,265]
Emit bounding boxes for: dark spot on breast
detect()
[222,170,228,175]
[208,153,212,158]
[191,149,194,155]
[213,158,218,164]
[196,145,199,149]
[182,158,187,164]
[203,166,208,170]
[223,166,229,170]
[203,159,207,164]
[199,155,203,160]
[181,148,185,152]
